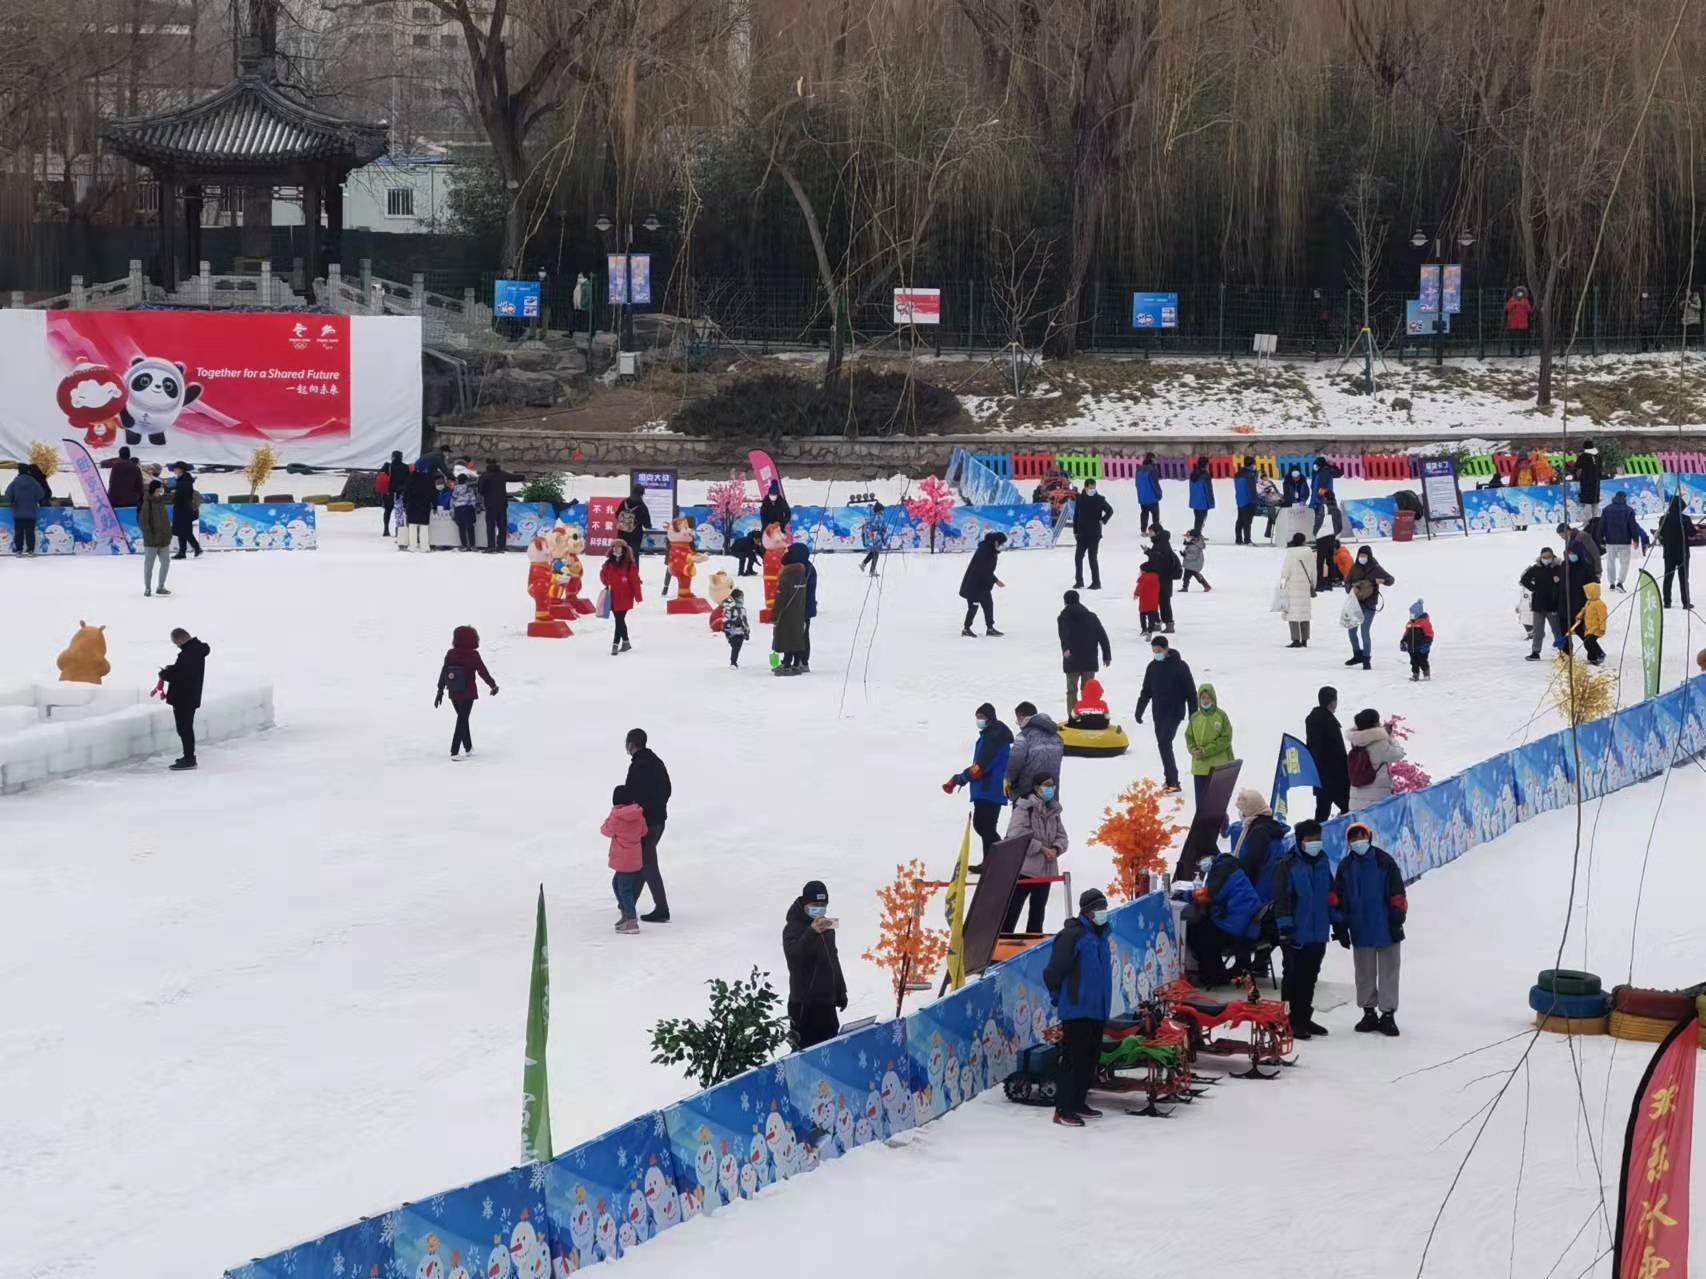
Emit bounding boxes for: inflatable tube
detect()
[1537,968,1602,997]
[1534,1012,1609,1036]
[1612,985,1697,1020]
[1527,985,1612,1020]
[1061,723,1130,758]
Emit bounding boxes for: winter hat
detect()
[1409,599,1425,618]
[1346,822,1373,842]
[801,880,829,905]
[1079,888,1108,915]
[1234,788,1268,819]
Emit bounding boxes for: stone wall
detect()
[429,425,1706,480]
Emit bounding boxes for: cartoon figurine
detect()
[56,620,110,684]
[706,569,734,632]
[119,354,202,447]
[665,515,711,615]
[550,523,597,616]
[56,364,127,449]
[525,534,571,638]
[758,522,788,623]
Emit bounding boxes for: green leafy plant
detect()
[518,475,566,505]
[650,967,787,1089]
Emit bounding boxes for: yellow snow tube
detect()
[1060,720,1130,758]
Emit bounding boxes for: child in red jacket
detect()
[601,784,649,933]
[1135,568,1162,637]
[435,625,498,759]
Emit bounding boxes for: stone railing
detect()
[316,259,494,344]
[11,260,154,310]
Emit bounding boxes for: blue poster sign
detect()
[608,255,653,305]
[1406,299,1451,335]
[1418,264,1442,314]
[1131,292,1179,329]
[494,278,542,318]
[1442,263,1462,315]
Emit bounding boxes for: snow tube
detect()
[1609,1010,1687,1044]
[1612,985,1697,1020]
[1060,722,1130,758]
[1534,1012,1609,1036]
[1536,969,1602,997]
[1527,985,1612,1020]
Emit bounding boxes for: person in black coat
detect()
[730,527,763,576]
[159,627,209,770]
[1143,529,1180,633]
[1058,590,1111,709]
[401,467,437,551]
[1304,685,1349,820]
[623,728,673,922]
[617,486,652,560]
[1133,635,1195,792]
[783,880,847,1050]
[1070,479,1113,589]
[959,532,1007,636]
[1570,441,1602,518]
[169,462,201,559]
[379,451,411,536]
[478,459,523,552]
[1521,547,1568,657]
[1659,495,1694,609]
[759,481,791,533]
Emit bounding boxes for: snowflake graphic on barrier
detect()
[379,1211,402,1247]
[390,1256,409,1279]
[430,1193,447,1218]
[652,1113,667,1139]
[857,1050,867,1071]
[481,1196,493,1221]
[331,1253,345,1277]
[529,1163,548,1192]
[739,1091,750,1113]
[281,1250,299,1275]
[616,1146,628,1170]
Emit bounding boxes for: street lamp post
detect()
[1412,226,1476,367]
[595,211,663,354]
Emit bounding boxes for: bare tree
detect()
[989,226,1054,393]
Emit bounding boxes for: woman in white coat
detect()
[1279,532,1317,647]
[1346,708,1407,810]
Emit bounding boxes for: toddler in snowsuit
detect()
[1135,567,1162,636]
[1179,529,1211,592]
[723,587,751,668]
[1399,599,1434,681]
[601,784,649,933]
[1571,582,1608,666]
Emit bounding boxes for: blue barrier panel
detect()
[906,975,1001,1124]
[1461,754,1519,847]
[663,1062,812,1220]
[543,1113,682,1265]
[2,502,318,552]
[781,1021,909,1163]
[1342,497,1397,540]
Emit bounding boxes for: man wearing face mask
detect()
[1005,700,1064,805]
[1272,819,1333,1039]
[1134,636,1196,794]
[1521,546,1568,659]
[1555,522,1601,633]
[945,703,1014,871]
[1331,821,1407,1036]
[1071,478,1113,589]
[783,881,847,1050]
[1043,888,1114,1127]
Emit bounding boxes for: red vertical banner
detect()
[1615,1014,1697,1279]
[585,496,623,557]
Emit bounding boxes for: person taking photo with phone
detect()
[783,880,846,1050]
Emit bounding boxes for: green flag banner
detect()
[520,885,553,1163]
[1637,569,1663,699]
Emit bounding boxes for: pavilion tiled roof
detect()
[101,74,388,171]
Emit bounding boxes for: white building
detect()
[273,153,457,233]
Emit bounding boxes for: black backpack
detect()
[441,660,471,696]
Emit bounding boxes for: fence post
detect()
[359,257,373,300]
[411,272,425,315]
[1592,287,1600,356]
[199,260,211,307]
[1217,283,1226,358]
[462,287,476,337]
[70,274,85,308]
[9,291,23,309]
[128,259,144,305]
[326,262,342,306]
[260,259,273,305]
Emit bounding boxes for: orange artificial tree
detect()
[1091,779,1187,902]
[864,859,949,1015]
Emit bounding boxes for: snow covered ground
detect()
[3,475,1703,1277]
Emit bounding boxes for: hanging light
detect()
[642,212,662,233]
[1410,228,1428,249]
[1457,230,1476,248]
[594,215,613,233]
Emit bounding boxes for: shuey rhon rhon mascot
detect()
[525,533,571,638]
[56,364,128,449]
[707,569,735,633]
[57,620,111,685]
[547,522,596,617]
[665,515,711,614]
[759,521,788,623]
[120,354,202,447]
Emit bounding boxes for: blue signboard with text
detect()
[494,278,541,318]
[1131,292,1179,329]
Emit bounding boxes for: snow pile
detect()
[0,682,274,793]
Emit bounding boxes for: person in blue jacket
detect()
[1187,847,1265,986]
[1043,887,1113,1127]
[1272,818,1333,1039]
[1232,455,1258,545]
[1599,490,1650,591]
[1187,456,1215,534]
[1135,452,1163,532]
[1309,456,1343,534]
[944,703,1013,871]
[1226,788,1289,903]
[1331,820,1407,1036]
[1281,464,1310,507]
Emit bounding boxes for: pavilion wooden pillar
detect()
[324,177,344,274]
[302,172,322,301]
[158,172,180,291]
[184,184,204,277]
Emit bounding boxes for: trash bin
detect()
[1393,511,1417,542]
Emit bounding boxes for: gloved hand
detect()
[1134,715,1144,725]
[489,685,500,696]
[1333,927,1350,950]
[836,995,848,1012]
[434,691,444,709]
[942,776,961,794]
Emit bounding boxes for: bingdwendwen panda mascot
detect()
[120,354,202,447]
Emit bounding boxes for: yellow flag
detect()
[944,815,973,990]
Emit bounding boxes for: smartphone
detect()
[821,917,839,930]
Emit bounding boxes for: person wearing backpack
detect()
[1344,546,1395,670]
[1346,708,1405,811]
[616,485,651,560]
[1331,820,1407,1036]
[435,625,499,759]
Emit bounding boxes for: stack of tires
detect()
[1608,985,1700,1043]
[1528,970,1611,1034]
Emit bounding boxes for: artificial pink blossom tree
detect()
[906,474,957,553]
[706,476,757,549]
[1384,715,1432,792]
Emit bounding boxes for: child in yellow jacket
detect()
[1571,582,1607,666]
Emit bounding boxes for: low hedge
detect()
[670,371,961,439]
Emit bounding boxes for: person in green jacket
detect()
[1185,682,1234,807]
[139,479,174,597]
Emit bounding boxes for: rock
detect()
[589,333,619,373]
[476,367,562,408]
[1391,396,1413,411]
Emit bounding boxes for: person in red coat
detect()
[435,625,498,760]
[1135,567,1162,637]
[1503,286,1533,358]
[601,540,645,656]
